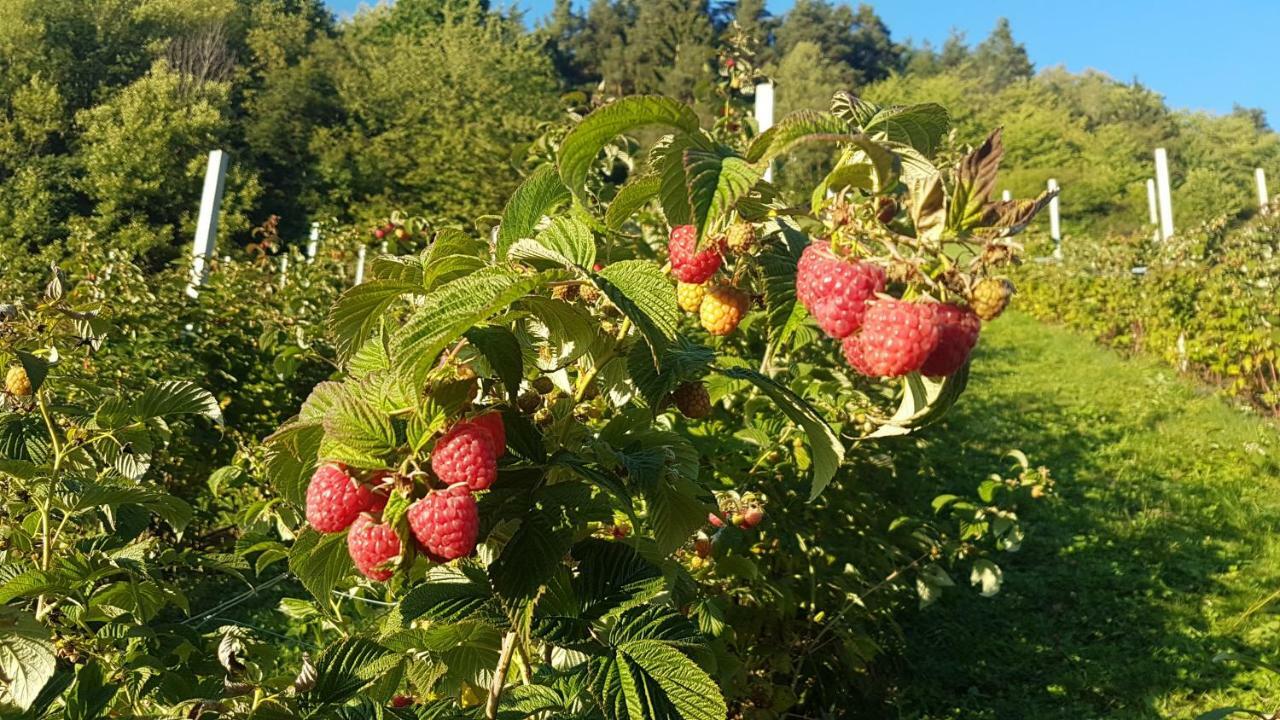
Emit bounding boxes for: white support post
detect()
[754,81,774,183]
[1047,178,1061,259]
[307,222,320,262]
[1154,148,1175,239]
[354,246,367,285]
[279,256,289,289]
[1146,178,1160,243]
[186,150,229,297]
[1001,190,1012,202]
[1256,168,1269,213]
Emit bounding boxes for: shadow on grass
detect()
[881,317,1280,720]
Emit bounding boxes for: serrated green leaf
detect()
[497,164,571,259]
[863,103,950,156]
[398,566,493,625]
[683,148,759,244]
[327,280,421,361]
[289,529,353,604]
[606,174,663,231]
[509,216,596,271]
[304,637,394,706]
[559,96,702,200]
[133,381,221,425]
[830,91,879,128]
[744,110,851,166]
[592,261,679,361]
[0,607,56,714]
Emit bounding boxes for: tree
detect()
[970,18,1033,90]
[774,1,900,89]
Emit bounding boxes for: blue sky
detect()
[326,0,1280,124]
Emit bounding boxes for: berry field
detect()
[2,3,1280,719]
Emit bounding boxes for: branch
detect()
[485,631,518,720]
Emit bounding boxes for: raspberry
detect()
[920,304,980,377]
[676,282,705,314]
[699,285,749,336]
[840,334,877,376]
[347,513,400,581]
[846,298,940,377]
[5,366,31,397]
[724,222,756,253]
[469,412,506,457]
[671,382,711,419]
[431,421,497,490]
[971,278,1014,321]
[668,225,722,284]
[306,464,381,533]
[407,484,479,561]
[795,244,886,339]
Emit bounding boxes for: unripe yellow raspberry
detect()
[971,277,1015,321]
[5,365,31,397]
[676,282,705,313]
[724,222,756,253]
[699,285,749,336]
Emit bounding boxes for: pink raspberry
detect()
[920,303,981,377]
[668,225,722,284]
[469,412,506,457]
[846,298,940,377]
[347,513,400,581]
[306,464,381,533]
[796,244,885,339]
[840,334,877,376]
[408,484,480,561]
[431,421,497,490]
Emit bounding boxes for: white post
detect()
[307,222,319,262]
[1146,178,1160,243]
[186,150,229,297]
[1047,178,1061,259]
[1154,148,1175,239]
[1256,168,1269,213]
[754,81,774,183]
[354,246,367,285]
[1001,190,1012,202]
[279,256,289,289]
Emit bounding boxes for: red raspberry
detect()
[668,225,722,284]
[840,334,877,376]
[920,303,980,377]
[796,244,885,339]
[347,513,400,581]
[431,421,497,490]
[407,484,479,561]
[846,298,940,377]
[469,412,506,457]
[306,464,380,533]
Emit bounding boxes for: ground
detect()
[896,312,1280,719]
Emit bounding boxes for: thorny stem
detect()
[485,631,519,720]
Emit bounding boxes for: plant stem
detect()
[485,631,518,720]
[573,316,631,403]
[34,391,65,616]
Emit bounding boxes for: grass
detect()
[893,311,1280,720]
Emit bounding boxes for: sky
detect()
[325,0,1280,124]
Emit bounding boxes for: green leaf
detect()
[464,326,523,403]
[863,103,950,156]
[865,366,969,439]
[947,128,1005,233]
[559,96,702,200]
[626,339,714,411]
[606,174,663,231]
[521,297,596,372]
[74,482,193,531]
[289,529,354,604]
[591,261,680,361]
[398,566,493,625]
[683,148,760,243]
[304,638,394,706]
[490,511,575,605]
[0,607,56,714]
[321,385,397,468]
[497,164,571,259]
[969,559,1003,598]
[717,366,844,500]
[64,662,116,720]
[590,639,726,720]
[744,110,851,166]
[572,539,663,620]
[391,268,556,388]
[14,352,48,396]
[327,280,420,361]
[508,216,596,271]
[133,380,221,425]
[830,91,879,128]
[758,221,809,355]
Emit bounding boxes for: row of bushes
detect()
[1015,206,1280,415]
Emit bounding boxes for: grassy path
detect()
[895,312,1280,719]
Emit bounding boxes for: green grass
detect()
[894,312,1280,720]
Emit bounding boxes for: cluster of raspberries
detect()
[669,224,752,336]
[796,244,981,378]
[304,412,505,581]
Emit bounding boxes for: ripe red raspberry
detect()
[668,225,722,284]
[306,464,381,533]
[920,303,980,377]
[796,244,885,339]
[431,421,497,490]
[699,284,749,336]
[846,298,940,377]
[347,513,400,581]
[470,412,506,457]
[840,334,877,376]
[407,484,479,561]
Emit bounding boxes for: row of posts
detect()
[187,91,1275,293]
